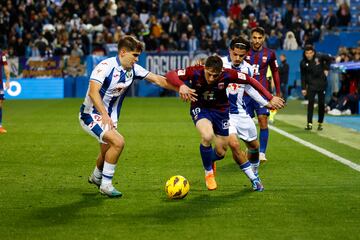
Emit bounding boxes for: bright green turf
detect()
[0,98,359,240]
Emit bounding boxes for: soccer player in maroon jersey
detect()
[166,56,284,191]
[0,50,11,133]
[245,27,281,162]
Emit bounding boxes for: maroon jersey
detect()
[0,51,8,85]
[167,65,273,112]
[246,47,281,95]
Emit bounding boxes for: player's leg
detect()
[195,118,217,190]
[317,90,325,130]
[0,98,6,133]
[258,114,269,162]
[88,143,109,187]
[245,140,260,177]
[99,129,125,197]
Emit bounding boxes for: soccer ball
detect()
[165,175,190,199]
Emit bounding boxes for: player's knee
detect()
[247,140,259,149]
[201,134,213,145]
[228,139,240,150]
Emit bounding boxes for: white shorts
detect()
[79,112,117,144]
[229,113,257,142]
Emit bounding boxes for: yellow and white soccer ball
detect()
[165,175,190,199]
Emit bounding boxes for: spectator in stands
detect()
[267,29,281,50]
[324,6,338,30]
[336,2,352,27]
[283,31,299,50]
[279,54,290,101]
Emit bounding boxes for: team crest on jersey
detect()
[126,70,133,78]
[177,69,186,76]
[2,55,6,62]
[218,82,225,89]
[227,83,240,94]
[237,72,246,80]
[262,56,267,63]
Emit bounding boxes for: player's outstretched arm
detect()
[165,70,197,102]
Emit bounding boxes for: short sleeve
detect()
[133,64,150,80]
[90,60,113,85]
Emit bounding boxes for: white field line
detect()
[269,125,360,172]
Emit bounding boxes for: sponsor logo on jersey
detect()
[101,62,108,65]
[96,68,102,73]
[177,69,186,76]
[262,56,267,63]
[222,119,229,129]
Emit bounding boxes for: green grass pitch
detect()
[0,98,359,240]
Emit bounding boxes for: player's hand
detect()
[301,90,307,96]
[101,114,114,131]
[269,96,285,109]
[179,85,197,102]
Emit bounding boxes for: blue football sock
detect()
[259,128,269,153]
[0,107,2,126]
[200,144,213,171]
[211,149,224,162]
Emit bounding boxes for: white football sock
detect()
[101,162,116,186]
[93,166,102,179]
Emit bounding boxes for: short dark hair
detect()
[229,36,250,51]
[205,55,223,72]
[304,44,314,52]
[251,27,265,36]
[118,35,145,52]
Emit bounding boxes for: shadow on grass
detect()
[25,191,105,227]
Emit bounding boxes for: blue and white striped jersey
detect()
[81,56,149,121]
[221,55,268,115]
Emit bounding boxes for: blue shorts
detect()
[0,82,4,100]
[190,107,229,136]
[243,95,269,118]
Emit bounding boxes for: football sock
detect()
[200,144,213,171]
[248,148,260,176]
[101,161,116,186]
[239,161,257,180]
[211,149,224,162]
[259,128,269,154]
[0,107,2,126]
[93,166,102,179]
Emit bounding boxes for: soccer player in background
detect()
[245,27,281,163]
[0,50,11,134]
[221,36,270,182]
[80,36,196,198]
[166,56,284,191]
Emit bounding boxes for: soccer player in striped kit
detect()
[166,56,284,191]
[80,36,196,197]
[0,50,11,134]
[221,37,272,186]
[245,27,281,162]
